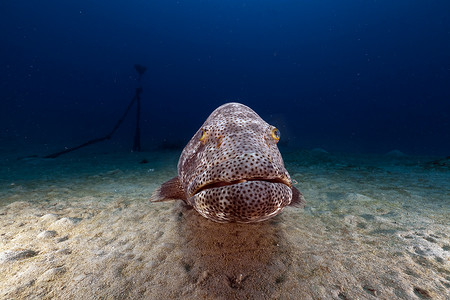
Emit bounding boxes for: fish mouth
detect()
[194,177,290,195]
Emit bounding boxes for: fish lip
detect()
[193,177,290,196]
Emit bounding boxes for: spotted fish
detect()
[151,102,305,223]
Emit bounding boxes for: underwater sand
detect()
[0,146,448,299]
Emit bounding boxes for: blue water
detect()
[1,1,449,156]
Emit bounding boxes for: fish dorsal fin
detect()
[150,176,187,202]
[289,186,306,208]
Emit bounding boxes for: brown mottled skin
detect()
[151,102,305,223]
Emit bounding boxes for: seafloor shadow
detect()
[176,204,292,299]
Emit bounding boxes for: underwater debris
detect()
[226,273,248,289]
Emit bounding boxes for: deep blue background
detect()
[1,1,449,155]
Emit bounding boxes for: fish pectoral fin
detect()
[289,186,306,208]
[150,176,187,202]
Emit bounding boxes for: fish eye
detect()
[200,128,208,143]
[271,128,280,142]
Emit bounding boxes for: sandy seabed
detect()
[0,147,448,299]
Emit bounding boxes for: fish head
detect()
[178,102,300,223]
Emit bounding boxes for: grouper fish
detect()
[151,102,305,223]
